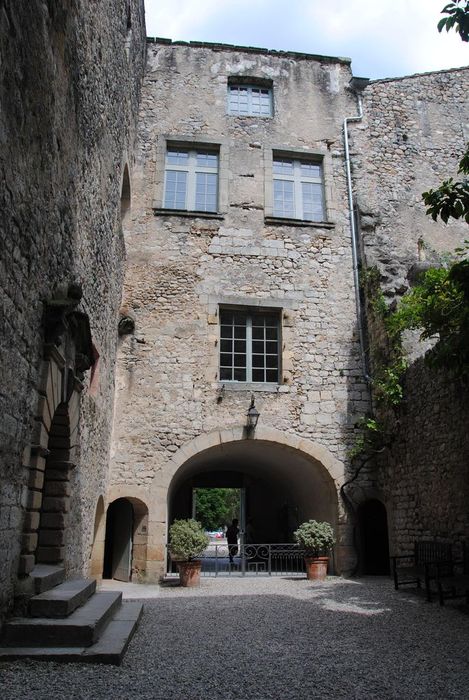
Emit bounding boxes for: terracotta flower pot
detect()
[177,560,202,587]
[304,556,329,581]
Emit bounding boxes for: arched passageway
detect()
[168,438,339,573]
[102,497,148,582]
[358,499,390,575]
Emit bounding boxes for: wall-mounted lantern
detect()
[246,395,260,434]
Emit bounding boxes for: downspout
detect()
[343,83,371,383]
[342,79,372,576]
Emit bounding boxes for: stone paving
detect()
[1,577,469,699]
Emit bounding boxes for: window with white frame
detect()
[163,147,218,212]
[228,84,273,117]
[273,156,325,221]
[219,308,281,383]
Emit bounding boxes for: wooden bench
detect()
[390,541,453,601]
[436,543,469,606]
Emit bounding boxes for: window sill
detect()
[216,381,290,393]
[264,217,335,229]
[153,207,225,220]
[228,114,273,119]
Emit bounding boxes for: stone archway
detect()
[162,427,352,576]
[166,427,345,487]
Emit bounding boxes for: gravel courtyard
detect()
[1,576,469,699]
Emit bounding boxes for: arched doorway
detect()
[358,499,390,575]
[103,497,148,582]
[167,435,341,575]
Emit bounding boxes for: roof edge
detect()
[369,64,469,84]
[146,37,352,65]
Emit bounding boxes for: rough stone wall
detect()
[111,40,371,578]
[379,362,469,554]
[353,68,469,295]
[0,0,146,616]
[351,68,469,554]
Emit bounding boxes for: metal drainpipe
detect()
[343,93,371,383]
[342,91,376,575]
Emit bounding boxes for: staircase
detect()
[0,565,142,664]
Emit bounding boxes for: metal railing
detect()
[167,543,307,577]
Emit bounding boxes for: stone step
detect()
[0,602,143,665]
[2,591,122,648]
[30,579,97,618]
[30,564,66,594]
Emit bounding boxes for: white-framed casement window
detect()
[219,308,281,383]
[273,157,325,222]
[228,84,273,117]
[164,147,219,213]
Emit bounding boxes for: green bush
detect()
[293,520,336,556]
[169,519,209,561]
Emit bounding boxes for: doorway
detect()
[102,496,149,582]
[103,498,133,581]
[358,499,390,575]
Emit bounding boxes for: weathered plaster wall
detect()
[351,68,469,555]
[110,40,370,579]
[0,0,146,616]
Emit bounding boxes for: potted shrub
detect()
[168,518,209,587]
[294,520,336,580]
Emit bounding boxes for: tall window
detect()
[219,309,280,383]
[273,157,325,221]
[164,148,218,212]
[228,85,273,117]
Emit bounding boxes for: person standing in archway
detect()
[226,518,239,564]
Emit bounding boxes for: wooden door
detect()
[111,499,134,582]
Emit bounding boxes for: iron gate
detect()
[167,543,308,577]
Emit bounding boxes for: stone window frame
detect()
[219,306,281,384]
[153,134,229,219]
[227,76,274,118]
[264,146,336,228]
[205,295,297,393]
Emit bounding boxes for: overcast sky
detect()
[144,0,468,79]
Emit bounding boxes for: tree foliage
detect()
[438,1,469,41]
[194,488,239,530]
[389,262,469,373]
[423,147,469,223]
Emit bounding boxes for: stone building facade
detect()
[0,0,146,619]
[108,39,373,582]
[107,41,469,583]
